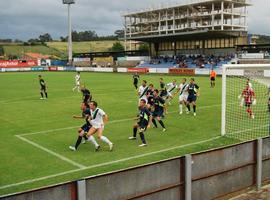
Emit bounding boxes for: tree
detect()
[110,42,124,52]
[27,38,39,45]
[60,36,67,42]
[114,29,124,38]
[139,43,149,51]
[0,46,4,56]
[39,33,53,42]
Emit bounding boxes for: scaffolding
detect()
[123,0,251,42]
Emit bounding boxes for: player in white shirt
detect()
[86,101,113,151]
[138,80,149,105]
[177,78,189,115]
[165,80,178,104]
[73,72,81,92]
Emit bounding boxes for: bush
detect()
[110,42,124,52]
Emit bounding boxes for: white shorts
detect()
[91,122,104,130]
[179,94,188,102]
[167,92,173,98]
[76,81,80,86]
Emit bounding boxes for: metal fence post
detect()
[185,154,192,200]
[256,138,262,191]
[77,180,86,200]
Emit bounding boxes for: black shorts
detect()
[160,90,167,97]
[187,95,197,103]
[81,123,91,133]
[210,77,215,81]
[83,95,92,103]
[152,108,164,117]
[138,121,148,132]
[40,86,46,91]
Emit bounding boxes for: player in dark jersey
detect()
[268,97,270,112]
[159,78,167,98]
[80,85,92,104]
[69,103,92,151]
[129,99,152,147]
[152,89,166,132]
[133,73,140,89]
[38,75,48,99]
[187,78,200,116]
[159,78,168,115]
[146,84,155,109]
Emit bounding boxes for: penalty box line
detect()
[17,103,222,137]
[11,104,222,183]
[0,136,222,192]
[15,135,86,169]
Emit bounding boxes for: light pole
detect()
[62,0,75,65]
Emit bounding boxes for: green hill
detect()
[2,43,65,59]
[46,41,126,53]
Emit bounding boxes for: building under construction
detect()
[122,0,251,56]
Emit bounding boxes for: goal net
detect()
[222,64,270,141]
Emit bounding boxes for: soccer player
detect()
[165,79,178,105]
[138,80,149,104]
[159,78,168,114]
[69,103,91,151]
[239,79,253,107]
[186,78,200,116]
[240,84,256,119]
[73,72,81,92]
[38,75,48,99]
[210,69,217,88]
[129,99,152,147]
[146,84,155,109]
[86,101,113,151]
[152,89,166,132]
[81,85,92,104]
[133,73,140,89]
[177,78,189,115]
[159,78,167,98]
[268,97,270,112]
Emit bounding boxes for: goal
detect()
[222,64,270,141]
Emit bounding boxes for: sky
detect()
[0,0,269,41]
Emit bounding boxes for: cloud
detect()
[0,0,268,40]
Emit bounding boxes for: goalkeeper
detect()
[239,84,256,119]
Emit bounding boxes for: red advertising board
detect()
[0,60,38,68]
[127,68,149,73]
[48,67,58,71]
[169,68,195,75]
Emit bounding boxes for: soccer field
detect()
[0,72,239,196]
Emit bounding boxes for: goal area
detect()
[221,64,270,141]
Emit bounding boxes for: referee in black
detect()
[38,75,48,100]
[133,73,140,89]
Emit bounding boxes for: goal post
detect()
[221,64,270,140]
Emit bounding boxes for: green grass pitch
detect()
[0,72,239,196]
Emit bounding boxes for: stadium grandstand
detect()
[122,0,251,69]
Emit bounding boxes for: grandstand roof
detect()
[122,0,251,17]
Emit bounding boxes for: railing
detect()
[1,136,269,200]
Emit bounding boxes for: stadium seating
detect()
[137,55,234,69]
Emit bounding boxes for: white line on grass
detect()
[228,124,269,135]
[3,103,222,191]
[0,136,222,191]
[15,135,86,169]
[17,103,222,137]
